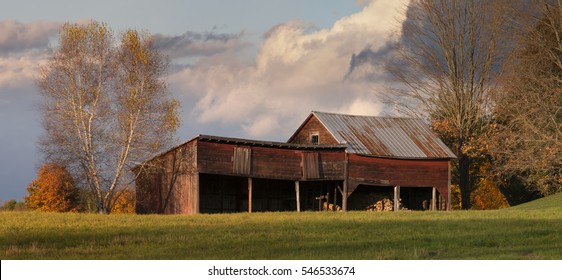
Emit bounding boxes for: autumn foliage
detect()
[471,177,509,210]
[110,189,135,214]
[25,163,81,212]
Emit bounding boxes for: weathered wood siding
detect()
[289,115,339,145]
[250,146,302,180]
[197,141,345,181]
[135,140,198,214]
[347,154,450,199]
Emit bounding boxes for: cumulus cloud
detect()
[169,0,409,140]
[0,20,60,55]
[153,30,248,60]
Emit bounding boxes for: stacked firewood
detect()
[366,197,394,211]
[322,202,342,212]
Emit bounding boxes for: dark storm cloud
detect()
[344,43,394,82]
[153,30,247,60]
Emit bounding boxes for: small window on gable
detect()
[310,133,319,145]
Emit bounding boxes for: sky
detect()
[0,0,410,201]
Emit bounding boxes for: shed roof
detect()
[198,134,346,150]
[294,111,456,159]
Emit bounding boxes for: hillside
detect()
[508,192,562,211]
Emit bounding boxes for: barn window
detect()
[233,147,251,175]
[302,152,320,179]
[310,133,319,145]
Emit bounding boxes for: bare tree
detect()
[385,0,514,209]
[491,0,561,196]
[37,21,180,214]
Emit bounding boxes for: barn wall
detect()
[251,146,302,180]
[347,154,450,199]
[197,141,345,181]
[197,141,233,176]
[135,168,162,214]
[135,140,198,214]
[289,115,339,145]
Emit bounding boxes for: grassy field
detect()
[1,193,561,260]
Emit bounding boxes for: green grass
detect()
[1,194,561,259]
[508,192,562,211]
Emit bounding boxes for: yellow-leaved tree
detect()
[25,163,81,212]
[37,21,179,214]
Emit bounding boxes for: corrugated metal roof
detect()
[312,111,457,159]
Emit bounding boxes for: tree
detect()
[491,0,562,196]
[25,163,80,212]
[470,163,509,209]
[0,200,26,211]
[37,21,180,214]
[386,0,514,209]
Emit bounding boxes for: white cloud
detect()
[170,0,409,140]
[0,53,45,90]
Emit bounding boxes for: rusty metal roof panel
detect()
[312,111,456,159]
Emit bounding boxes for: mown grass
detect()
[1,193,561,260]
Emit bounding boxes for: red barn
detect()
[135,112,455,214]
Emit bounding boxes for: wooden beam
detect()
[248,177,253,213]
[295,180,301,212]
[394,185,400,212]
[432,186,437,211]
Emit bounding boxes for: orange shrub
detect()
[111,189,135,214]
[25,163,81,212]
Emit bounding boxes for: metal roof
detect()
[311,111,457,159]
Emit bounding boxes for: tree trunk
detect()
[459,154,472,209]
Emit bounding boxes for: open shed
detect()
[135,111,456,214]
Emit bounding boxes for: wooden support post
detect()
[295,181,301,212]
[447,161,451,211]
[342,153,349,212]
[432,186,437,211]
[334,188,338,210]
[248,177,253,213]
[394,185,400,212]
[192,172,200,214]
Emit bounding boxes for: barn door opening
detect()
[199,173,247,213]
[299,181,343,211]
[400,187,435,210]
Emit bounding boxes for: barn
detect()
[135,111,456,214]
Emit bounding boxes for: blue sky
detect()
[0,0,409,201]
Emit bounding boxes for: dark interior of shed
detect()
[198,174,343,213]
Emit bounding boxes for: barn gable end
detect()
[288,114,339,146]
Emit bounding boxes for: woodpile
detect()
[322,201,342,212]
[365,193,397,211]
[366,197,394,211]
